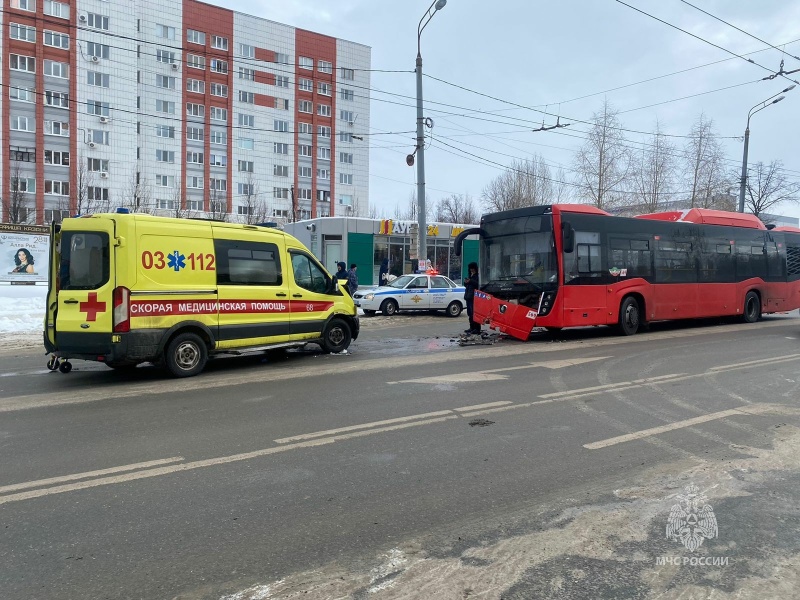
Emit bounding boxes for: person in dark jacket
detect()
[347,264,359,295]
[463,262,480,334]
[379,258,389,286]
[334,262,349,291]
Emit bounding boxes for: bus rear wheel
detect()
[618,296,640,336]
[743,291,761,323]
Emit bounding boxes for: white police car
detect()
[353,274,466,317]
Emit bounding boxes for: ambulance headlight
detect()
[364,293,374,300]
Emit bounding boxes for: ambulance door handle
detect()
[276,292,287,297]
[292,294,303,298]
[64,299,79,304]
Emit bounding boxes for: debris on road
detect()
[458,331,505,346]
[469,419,495,427]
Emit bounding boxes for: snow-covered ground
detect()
[0,284,48,352]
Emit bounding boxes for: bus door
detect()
[561,232,607,327]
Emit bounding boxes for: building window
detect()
[273,120,289,132]
[11,0,35,11]
[340,110,354,123]
[156,49,176,64]
[298,166,312,179]
[317,190,331,202]
[44,121,70,136]
[318,147,331,160]
[298,100,313,114]
[156,125,175,138]
[339,132,353,143]
[10,178,36,193]
[298,122,312,135]
[238,67,254,81]
[186,126,204,141]
[156,24,175,39]
[275,98,289,110]
[187,29,205,45]
[186,103,205,117]
[318,104,331,117]
[45,209,71,222]
[11,116,35,132]
[44,150,70,166]
[274,143,288,154]
[44,0,68,19]
[155,175,174,188]
[238,160,254,173]
[239,91,254,104]
[212,35,228,50]
[274,187,289,199]
[275,52,290,64]
[210,83,228,98]
[45,180,70,195]
[44,60,69,78]
[87,158,109,172]
[239,43,254,58]
[186,151,204,164]
[339,195,353,207]
[297,187,312,200]
[87,129,109,145]
[340,88,354,101]
[340,152,353,164]
[298,145,312,157]
[238,138,254,150]
[276,76,289,88]
[238,114,254,127]
[10,54,35,73]
[156,150,175,163]
[318,82,332,96]
[156,100,176,114]
[299,56,313,70]
[318,60,332,74]
[210,59,228,74]
[298,78,313,92]
[156,75,176,89]
[210,178,227,192]
[10,87,35,103]
[340,67,355,80]
[86,100,110,116]
[210,130,226,145]
[318,126,331,138]
[273,164,288,177]
[87,13,109,30]
[186,79,205,93]
[209,153,227,167]
[87,187,109,202]
[45,91,69,108]
[87,71,110,88]
[210,107,227,121]
[44,30,70,49]
[87,42,110,60]
[10,23,36,43]
[187,54,205,69]
[339,173,353,185]
[317,169,330,180]
[186,176,204,189]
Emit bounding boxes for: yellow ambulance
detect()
[44,211,359,377]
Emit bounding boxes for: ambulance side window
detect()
[60,231,109,290]
[215,240,282,286]
[290,252,329,294]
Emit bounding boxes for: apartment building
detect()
[1,0,371,224]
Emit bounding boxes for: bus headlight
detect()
[538,292,556,316]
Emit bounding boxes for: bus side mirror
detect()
[562,222,575,253]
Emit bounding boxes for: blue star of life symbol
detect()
[167,250,186,272]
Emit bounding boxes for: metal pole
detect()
[738,125,750,213]
[415,53,427,269]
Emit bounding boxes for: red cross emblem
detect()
[79,292,107,322]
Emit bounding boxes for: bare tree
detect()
[482,154,554,211]
[393,192,432,221]
[684,114,730,209]
[573,99,632,209]
[743,160,800,218]
[72,156,110,215]
[208,187,229,221]
[434,193,479,224]
[552,167,572,204]
[631,121,678,212]
[239,174,269,224]
[366,202,379,219]
[120,170,155,214]
[3,162,32,224]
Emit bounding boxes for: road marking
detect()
[582,404,795,450]
[453,401,513,412]
[0,456,185,494]
[707,354,800,372]
[539,373,686,399]
[388,356,610,385]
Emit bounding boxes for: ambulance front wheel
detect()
[321,318,352,354]
[165,332,208,378]
[58,361,72,374]
[47,356,60,371]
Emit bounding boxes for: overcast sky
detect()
[216,0,800,219]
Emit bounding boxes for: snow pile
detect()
[0,284,47,333]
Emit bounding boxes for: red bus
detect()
[455,204,800,341]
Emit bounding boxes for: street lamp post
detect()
[738,85,794,213]
[415,0,447,269]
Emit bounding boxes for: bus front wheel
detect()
[743,291,761,323]
[618,297,640,336]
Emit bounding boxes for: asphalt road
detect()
[2,312,800,600]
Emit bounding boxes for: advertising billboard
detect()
[0,224,50,284]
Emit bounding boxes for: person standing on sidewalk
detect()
[347,263,359,296]
[463,262,480,334]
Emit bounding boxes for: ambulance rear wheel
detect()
[321,318,352,354]
[47,356,60,371]
[165,333,207,378]
[58,361,72,374]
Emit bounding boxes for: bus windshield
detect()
[480,215,557,288]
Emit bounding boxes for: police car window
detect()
[60,231,110,290]
[215,240,282,286]
[410,277,429,289]
[290,252,328,294]
[431,276,448,288]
